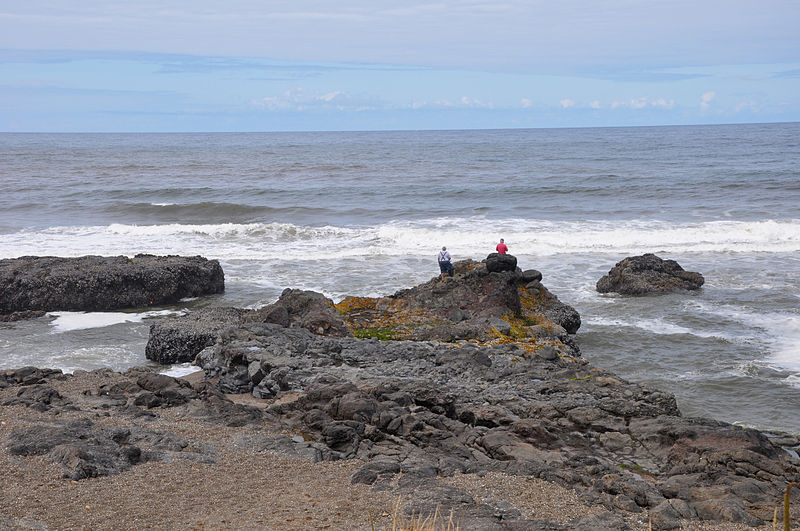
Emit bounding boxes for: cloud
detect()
[252,88,380,111]
[651,98,675,108]
[610,97,675,109]
[589,100,601,109]
[407,97,495,110]
[560,98,575,108]
[521,98,533,108]
[700,91,716,111]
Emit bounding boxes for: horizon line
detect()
[2,120,798,135]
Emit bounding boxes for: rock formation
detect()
[596,253,705,296]
[4,255,799,529]
[145,257,581,364]
[191,323,799,528]
[0,255,224,317]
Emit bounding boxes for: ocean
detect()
[1,124,799,434]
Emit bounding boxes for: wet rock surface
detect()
[596,253,705,296]
[0,254,224,317]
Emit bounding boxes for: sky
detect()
[1,1,799,132]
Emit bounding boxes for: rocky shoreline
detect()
[2,254,799,530]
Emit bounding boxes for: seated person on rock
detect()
[496,238,508,254]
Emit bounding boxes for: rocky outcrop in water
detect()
[0,255,224,317]
[145,257,581,365]
[596,253,705,296]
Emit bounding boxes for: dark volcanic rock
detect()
[486,252,518,272]
[5,416,211,480]
[146,288,352,365]
[28,261,794,528]
[145,307,245,364]
[338,258,581,344]
[0,254,224,317]
[1,367,265,479]
[596,253,704,295]
[245,288,351,337]
[4,294,800,530]
[0,310,46,322]
[185,320,800,528]
[6,419,146,480]
[148,258,581,365]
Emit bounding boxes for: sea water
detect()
[1,124,799,433]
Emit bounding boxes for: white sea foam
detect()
[160,363,202,378]
[1,218,799,262]
[585,316,729,338]
[48,309,179,333]
[687,301,800,373]
[629,319,695,336]
[48,345,143,374]
[768,316,800,372]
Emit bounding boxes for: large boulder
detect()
[596,253,704,295]
[245,288,351,338]
[145,307,245,364]
[0,254,224,316]
[485,252,517,272]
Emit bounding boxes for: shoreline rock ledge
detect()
[139,256,800,529]
[4,256,800,529]
[596,253,705,296]
[0,254,224,320]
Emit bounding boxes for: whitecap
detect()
[2,218,800,262]
[48,309,180,333]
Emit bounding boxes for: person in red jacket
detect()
[496,238,508,254]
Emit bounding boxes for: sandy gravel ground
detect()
[0,372,788,530]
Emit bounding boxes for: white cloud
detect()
[521,98,533,108]
[610,97,675,110]
[589,100,601,109]
[630,97,648,109]
[459,96,494,108]
[700,91,716,111]
[651,98,675,108]
[406,96,495,109]
[252,87,377,111]
[560,98,575,108]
